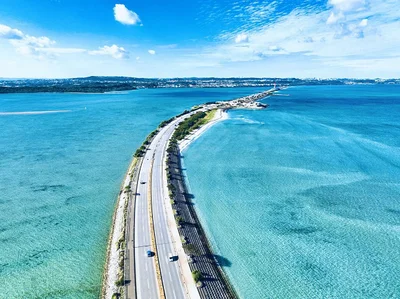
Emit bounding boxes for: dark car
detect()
[147,250,153,257]
[140,181,146,184]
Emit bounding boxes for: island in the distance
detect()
[1,76,399,93]
[102,89,276,299]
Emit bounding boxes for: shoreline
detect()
[179,109,228,152]
[174,109,238,298]
[101,157,138,298]
[102,89,272,298]
[177,155,238,299]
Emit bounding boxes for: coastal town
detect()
[0,77,398,93]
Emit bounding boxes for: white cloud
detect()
[1,24,132,60]
[17,35,55,48]
[194,0,400,75]
[114,4,141,25]
[89,45,129,59]
[327,11,344,24]
[328,0,367,12]
[326,0,368,26]
[359,18,368,27]
[148,49,156,55]
[8,33,56,58]
[235,33,249,43]
[1,24,56,57]
[0,24,23,39]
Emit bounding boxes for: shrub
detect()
[175,215,184,225]
[192,270,203,283]
[183,243,199,255]
[115,276,124,286]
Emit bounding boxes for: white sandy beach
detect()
[179,109,228,151]
[103,166,132,298]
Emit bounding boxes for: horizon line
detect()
[1,76,399,81]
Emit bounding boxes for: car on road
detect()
[140,181,146,184]
[168,253,176,262]
[147,250,153,257]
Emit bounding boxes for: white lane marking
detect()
[169,269,172,282]
[173,290,176,298]
[147,278,150,289]
[145,262,148,272]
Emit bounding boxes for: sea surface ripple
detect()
[183,85,400,299]
[0,87,266,298]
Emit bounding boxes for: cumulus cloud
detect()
[114,4,141,25]
[12,35,55,49]
[0,24,23,39]
[235,33,249,43]
[1,23,131,60]
[148,49,156,55]
[89,45,129,59]
[0,24,57,58]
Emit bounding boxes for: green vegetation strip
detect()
[172,109,216,141]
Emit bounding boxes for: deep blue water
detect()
[183,85,400,299]
[0,87,266,298]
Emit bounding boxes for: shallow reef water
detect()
[0,87,266,298]
[183,85,400,299]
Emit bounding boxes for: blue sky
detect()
[0,0,399,78]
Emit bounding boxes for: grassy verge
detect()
[172,109,216,141]
[201,109,217,124]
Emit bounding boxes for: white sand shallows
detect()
[179,109,228,152]
[103,168,132,298]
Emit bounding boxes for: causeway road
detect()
[132,113,195,299]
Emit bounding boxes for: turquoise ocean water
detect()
[0,88,265,298]
[183,85,400,299]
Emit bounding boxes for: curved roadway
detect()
[134,113,194,299]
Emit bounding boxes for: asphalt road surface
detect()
[134,114,193,299]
